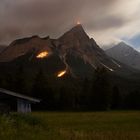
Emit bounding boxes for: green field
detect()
[0,111,140,140]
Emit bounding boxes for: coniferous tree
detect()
[13,65,27,93]
[111,86,122,109]
[32,69,54,110]
[90,68,112,110]
[79,78,90,109]
[125,90,140,109]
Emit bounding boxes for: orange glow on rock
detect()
[36,51,49,59]
[77,21,81,25]
[57,70,66,78]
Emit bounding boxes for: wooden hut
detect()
[0,88,40,113]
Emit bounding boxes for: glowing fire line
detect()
[36,51,48,59]
[77,21,81,25]
[57,70,66,78]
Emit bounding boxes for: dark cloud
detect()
[0,0,115,43]
[0,0,139,47]
[85,16,127,31]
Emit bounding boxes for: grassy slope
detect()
[0,111,140,140]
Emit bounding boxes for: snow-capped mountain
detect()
[106,42,140,70]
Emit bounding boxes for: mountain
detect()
[0,25,140,110]
[0,24,124,78]
[56,24,128,77]
[0,36,53,62]
[106,42,140,70]
[0,45,7,53]
[57,24,119,71]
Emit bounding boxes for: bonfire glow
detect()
[57,70,66,78]
[77,21,81,25]
[36,51,49,58]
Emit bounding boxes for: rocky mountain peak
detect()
[115,42,133,50]
[106,42,140,70]
[59,24,89,43]
[0,25,121,74]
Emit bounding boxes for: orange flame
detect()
[77,21,81,25]
[36,51,49,59]
[57,70,66,78]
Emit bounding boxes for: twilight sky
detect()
[0,0,140,51]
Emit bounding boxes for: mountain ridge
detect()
[0,45,7,53]
[106,42,140,70]
[0,25,138,78]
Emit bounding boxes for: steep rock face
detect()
[0,36,53,62]
[0,24,127,78]
[57,24,119,71]
[106,42,140,70]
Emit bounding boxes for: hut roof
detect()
[0,88,40,103]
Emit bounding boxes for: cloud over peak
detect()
[0,0,140,49]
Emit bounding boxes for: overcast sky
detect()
[0,0,140,51]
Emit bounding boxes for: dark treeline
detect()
[0,66,140,111]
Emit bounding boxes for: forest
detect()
[0,64,140,111]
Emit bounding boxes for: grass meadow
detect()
[0,111,140,140]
